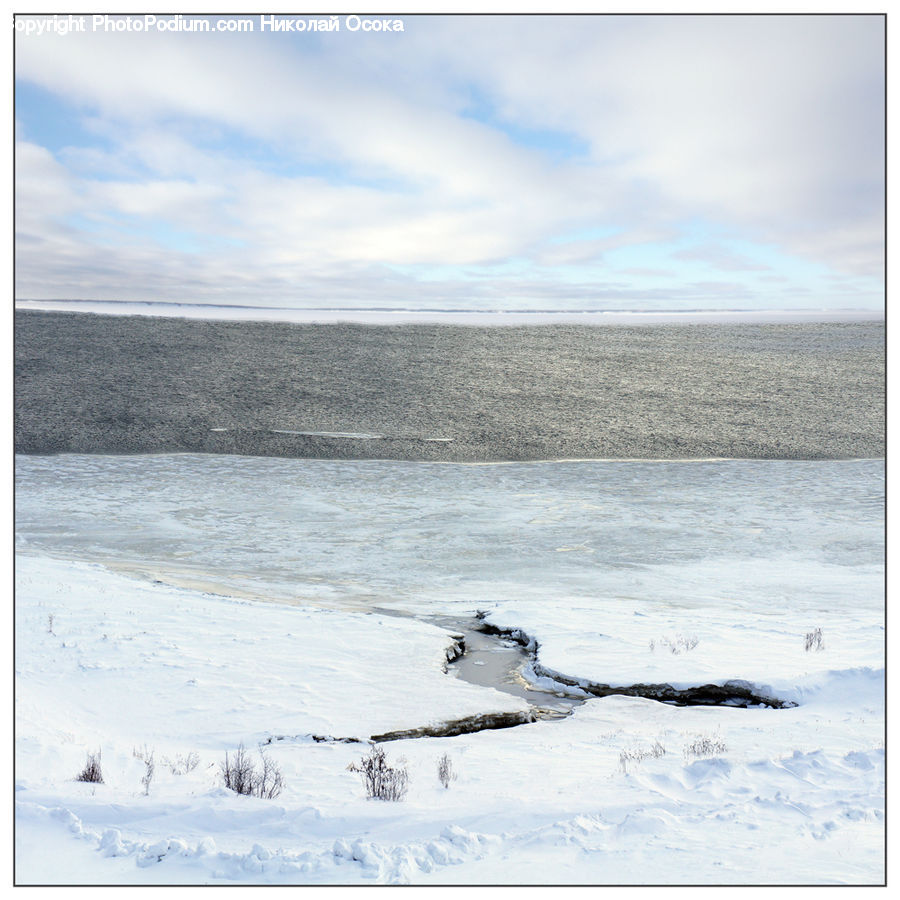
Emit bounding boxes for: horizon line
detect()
[14,299,884,326]
[14,298,885,315]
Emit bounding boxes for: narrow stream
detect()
[356,608,794,743]
[348,609,585,743]
[425,614,583,720]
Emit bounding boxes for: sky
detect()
[13,12,885,311]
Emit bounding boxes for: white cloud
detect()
[418,15,884,275]
[672,243,770,273]
[13,14,884,308]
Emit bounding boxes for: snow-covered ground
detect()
[15,454,884,884]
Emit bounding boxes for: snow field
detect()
[485,558,882,698]
[15,553,883,884]
[15,555,527,750]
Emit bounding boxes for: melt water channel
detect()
[358,609,791,743]
[353,611,582,744]
[429,615,582,718]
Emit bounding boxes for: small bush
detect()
[437,753,456,789]
[221,744,284,799]
[132,744,152,763]
[683,734,727,759]
[222,745,255,795]
[76,750,103,784]
[805,627,824,652]
[165,751,200,776]
[619,741,666,772]
[649,635,699,654]
[141,753,155,796]
[348,746,409,801]
[255,748,285,800]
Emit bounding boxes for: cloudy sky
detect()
[14,13,884,311]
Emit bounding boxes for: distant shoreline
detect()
[14,310,884,462]
[13,299,884,327]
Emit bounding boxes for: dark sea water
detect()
[14,312,884,461]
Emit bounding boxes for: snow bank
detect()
[15,552,883,885]
[16,555,526,754]
[483,560,883,699]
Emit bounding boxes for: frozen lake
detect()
[15,453,883,619]
[16,453,883,693]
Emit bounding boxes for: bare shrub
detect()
[348,745,409,801]
[133,745,155,794]
[165,751,200,776]
[222,744,255,795]
[132,744,152,763]
[254,747,285,800]
[649,635,699,654]
[619,740,666,773]
[805,627,824,652]
[683,734,727,759]
[141,753,155,796]
[46,614,55,635]
[437,753,456,789]
[221,744,284,799]
[76,750,103,784]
